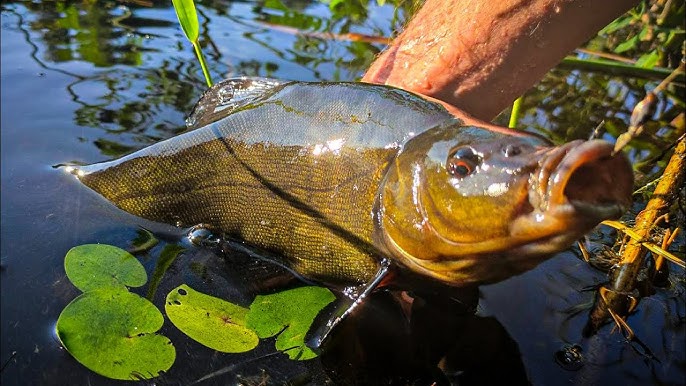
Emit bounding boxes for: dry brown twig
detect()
[602,219,685,268]
[586,134,685,336]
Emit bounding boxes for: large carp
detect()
[71,78,633,288]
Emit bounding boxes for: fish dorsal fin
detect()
[185,77,289,130]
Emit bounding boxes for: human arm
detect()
[362,0,638,121]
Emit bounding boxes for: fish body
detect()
[74,79,633,287]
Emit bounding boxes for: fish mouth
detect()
[511,139,634,246]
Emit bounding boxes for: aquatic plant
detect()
[172,0,212,87]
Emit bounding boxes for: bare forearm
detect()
[363,0,638,120]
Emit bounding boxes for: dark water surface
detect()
[1,1,684,385]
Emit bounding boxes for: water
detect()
[1,1,684,385]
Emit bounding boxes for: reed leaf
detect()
[172,0,213,87]
[172,0,199,42]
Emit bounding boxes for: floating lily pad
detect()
[64,244,147,292]
[246,286,335,360]
[165,284,259,353]
[56,286,175,380]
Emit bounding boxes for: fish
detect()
[70,77,634,288]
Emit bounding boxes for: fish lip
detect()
[525,139,634,229]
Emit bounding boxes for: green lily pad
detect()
[165,285,259,353]
[64,244,147,292]
[56,286,175,380]
[246,286,336,360]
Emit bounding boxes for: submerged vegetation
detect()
[565,0,685,341]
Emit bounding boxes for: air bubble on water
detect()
[342,285,364,299]
[554,344,584,371]
[187,224,219,247]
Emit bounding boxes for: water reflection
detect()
[3,1,198,159]
[321,289,529,385]
[517,69,683,179]
[1,0,404,158]
[17,1,154,67]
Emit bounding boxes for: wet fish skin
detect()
[74,80,633,287]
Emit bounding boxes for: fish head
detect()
[379,124,634,286]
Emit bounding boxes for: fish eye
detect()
[446,147,481,178]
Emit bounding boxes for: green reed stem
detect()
[560,57,684,81]
[193,41,213,87]
[508,96,523,128]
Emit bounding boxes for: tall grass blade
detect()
[172,0,213,87]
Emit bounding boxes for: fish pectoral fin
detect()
[305,258,391,352]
